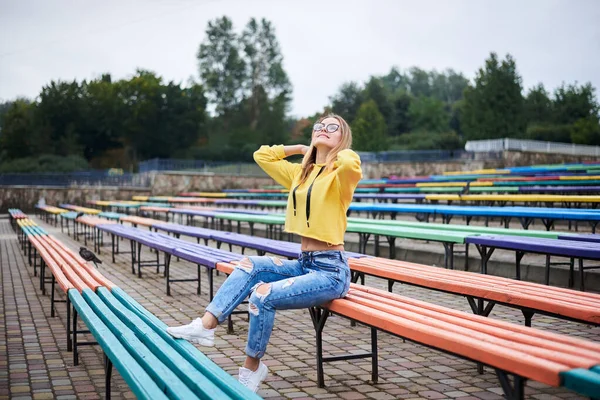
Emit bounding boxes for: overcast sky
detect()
[1,0,599,117]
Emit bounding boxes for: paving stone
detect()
[2,217,596,399]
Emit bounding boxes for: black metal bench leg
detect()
[515,251,524,280]
[521,310,534,327]
[40,260,46,295]
[371,327,378,383]
[568,258,574,288]
[209,268,214,301]
[105,354,113,400]
[579,258,585,291]
[227,313,234,335]
[111,234,115,263]
[495,369,525,400]
[387,237,396,259]
[166,254,171,296]
[309,307,330,388]
[33,248,37,277]
[50,276,56,317]
[73,307,79,366]
[137,242,143,277]
[66,299,72,352]
[130,240,136,274]
[197,264,202,295]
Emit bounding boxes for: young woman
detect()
[167,114,362,392]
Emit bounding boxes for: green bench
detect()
[69,286,261,399]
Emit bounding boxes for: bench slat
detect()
[95,288,231,399]
[80,288,200,400]
[560,368,600,398]
[111,287,262,400]
[68,290,169,400]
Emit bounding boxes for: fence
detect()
[465,138,600,157]
[140,150,502,173]
[139,158,265,176]
[0,171,150,187]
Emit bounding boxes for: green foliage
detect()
[194,16,292,158]
[389,131,463,150]
[330,82,364,124]
[352,100,388,152]
[408,96,449,133]
[462,52,526,140]
[0,154,89,173]
[3,16,600,173]
[0,99,36,160]
[0,71,208,170]
[553,83,599,125]
[526,123,572,143]
[525,84,553,124]
[197,16,246,115]
[571,116,600,145]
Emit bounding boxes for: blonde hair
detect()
[297,113,353,186]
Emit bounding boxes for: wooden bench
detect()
[35,205,68,225]
[214,263,600,399]
[466,235,600,291]
[60,208,600,398]
[14,212,259,400]
[348,256,600,327]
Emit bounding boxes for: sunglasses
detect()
[313,123,340,133]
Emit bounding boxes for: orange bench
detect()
[348,257,600,327]
[214,262,600,398]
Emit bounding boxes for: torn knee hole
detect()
[269,256,283,266]
[248,301,259,315]
[235,257,253,273]
[282,278,295,289]
[256,283,271,298]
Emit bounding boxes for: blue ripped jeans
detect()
[205,251,351,359]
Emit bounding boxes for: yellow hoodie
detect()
[254,145,362,245]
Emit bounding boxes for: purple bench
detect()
[153,223,366,260]
[98,224,243,296]
[466,235,600,291]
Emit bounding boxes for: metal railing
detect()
[139,158,270,176]
[0,171,150,187]
[140,150,502,173]
[465,138,600,157]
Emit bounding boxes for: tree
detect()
[430,69,469,104]
[389,92,411,136]
[407,67,432,97]
[461,52,526,140]
[571,116,600,145]
[330,82,364,124]
[241,18,291,131]
[352,100,388,152]
[525,83,553,125]
[364,77,393,125]
[409,96,450,133]
[0,100,36,160]
[36,80,86,155]
[197,16,246,116]
[553,83,599,125]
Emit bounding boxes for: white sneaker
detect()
[238,362,268,393]
[166,318,215,346]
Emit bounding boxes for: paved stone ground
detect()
[2,215,600,400]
